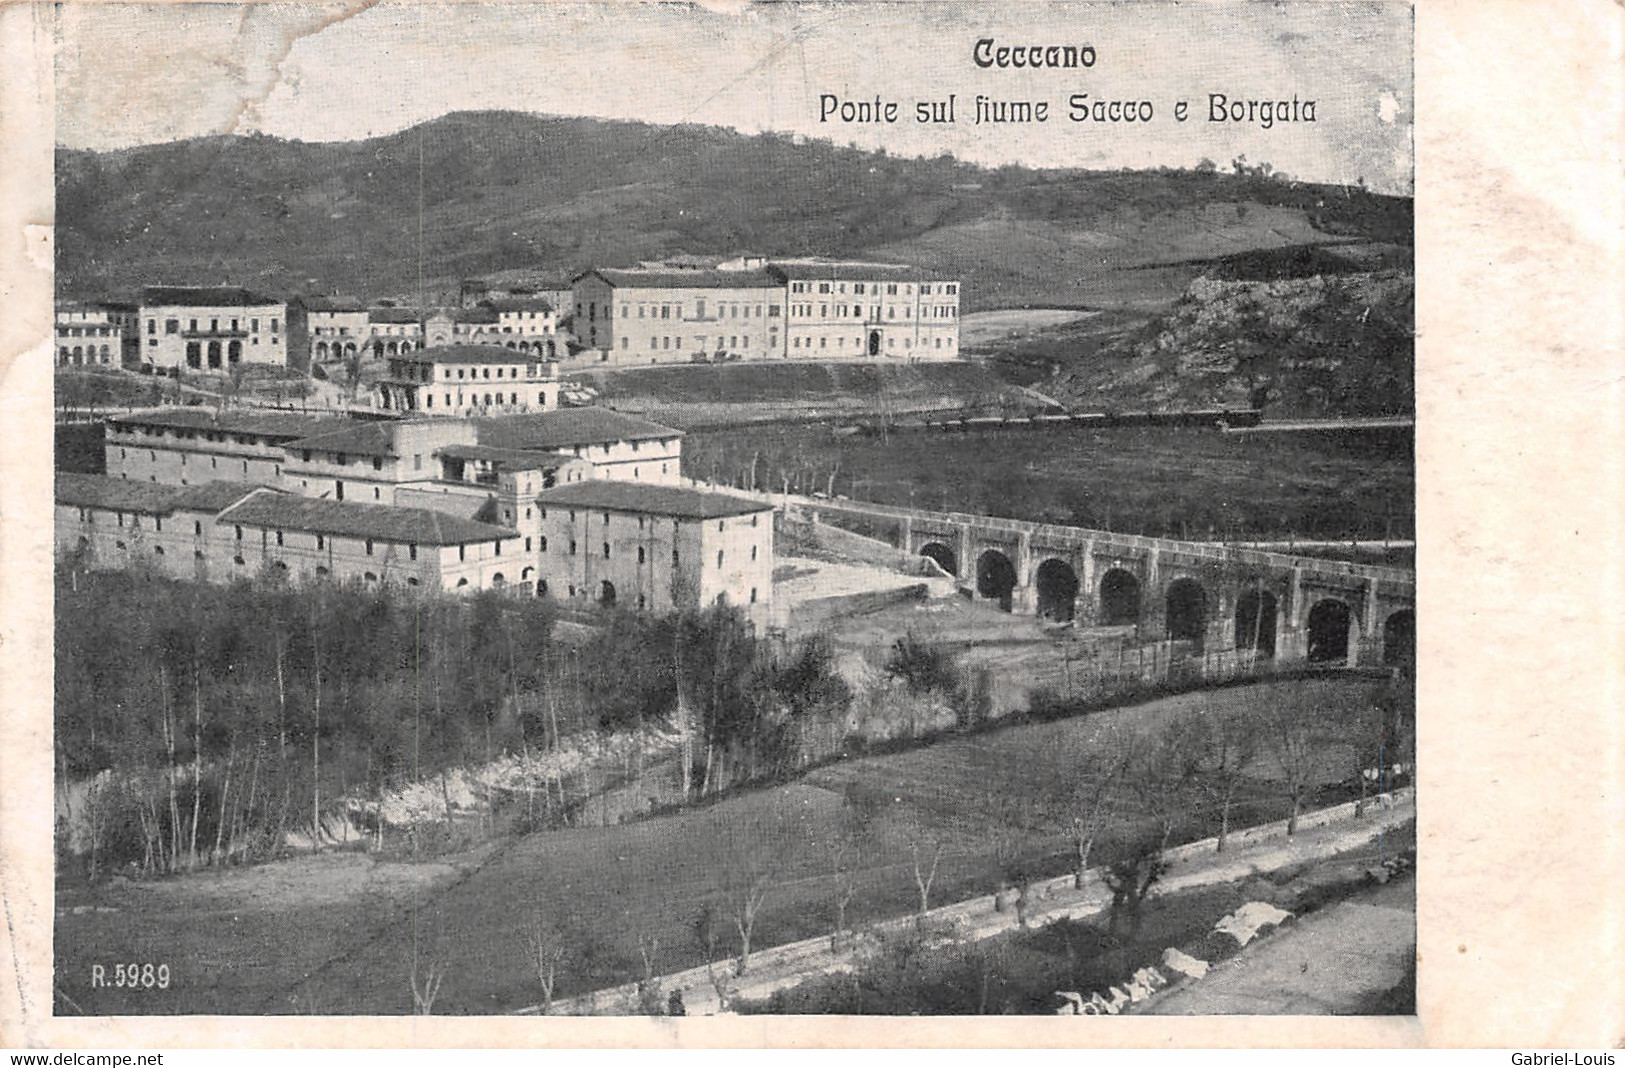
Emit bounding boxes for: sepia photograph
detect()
[42,0,1419,1021]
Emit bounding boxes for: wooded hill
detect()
[56,110,1410,311]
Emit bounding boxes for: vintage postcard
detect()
[1,0,1620,1050]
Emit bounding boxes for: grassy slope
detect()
[53,675,1389,1014]
[56,111,1410,313]
[684,423,1414,540]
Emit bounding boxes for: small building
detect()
[364,307,425,356]
[476,407,683,484]
[55,301,139,368]
[136,286,288,372]
[533,481,774,625]
[377,344,561,417]
[291,295,370,366]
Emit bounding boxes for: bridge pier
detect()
[1137,548,1165,642]
[1204,584,1239,653]
[1011,531,1036,614]
[1276,566,1309,662]
[1075,541,1098,623]
[1356,577,1382,667]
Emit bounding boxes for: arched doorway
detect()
[1099,568,1141,625]
[1165,578,1207,647]
[919,542,958,576]
[1035,558,1080,622]
[227,340,242,362]
[867,331,881,357]
[207,340,222,368]
[975,549,1017,612]
[315,341,329,359]
[1307,599,1355,663]
[1383,610,1415,666]
[600,580,617,606]
[491,572,506,589]
[1235,586,1278,657]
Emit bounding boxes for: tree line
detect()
[53,562,854,882]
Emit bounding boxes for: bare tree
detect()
[1100,840,1165,940]
[1265,703,1317,835]
[1207,706,1260,851]
[712,806,791,976]
[1060,724,1142,888]
[525,911,568,1014]
[409,957,446,1015]
[910,836,946,922]
[829,788,880,952]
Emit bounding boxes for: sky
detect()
[53,0,1413,193]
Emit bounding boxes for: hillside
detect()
[56,110,1410,311]
[1017,270,1415,417]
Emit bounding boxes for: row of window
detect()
[57,325,119,338]
[419,390,551,410]
[790,281,956,296]
[148,317,279,335]
[789,334,955,351]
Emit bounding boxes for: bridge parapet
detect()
[794,498,1414,590]
[790,496,1415,666]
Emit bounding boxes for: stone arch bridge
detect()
[790,498,1415,667]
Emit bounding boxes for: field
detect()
[685,423,1415,541]
[55,674,1395,1015]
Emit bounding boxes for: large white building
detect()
[136,286,288,372]
[569,259,960,365]
[377,345,562,417]
[534,480,775,625]
[75,406,771,610]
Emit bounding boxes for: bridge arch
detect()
[975,549,1017,612]
[1098,568,1141,626]
[1235,586,1278,658]
[1165,578,1208,647]
[919,541,958,577]
[1307,598,1356,663]
[1035,558,1080,622]
[1382,609,1415,666]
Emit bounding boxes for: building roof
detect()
[482,297,555,313]
[140,285,282,308]
[576,268,783,291]
[476,407,682,450]
[172,480,281,512]
[368,307,423,324]
[55,474,272,516]
[768,261,928,283]
[298,295,367,312]
[402,344,547,365]
[56,473,187,515]
[436,444,578,470]
[107,407,355,440]
[283,422,402,459]
[217,491,517,545]
[537,481,772,520]
[451,307,500,325]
